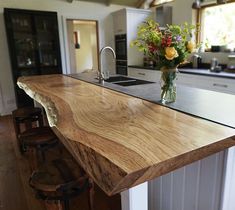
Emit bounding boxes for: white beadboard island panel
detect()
[149,151,225,210]
[221,147,235,210]
[121,182,148,210]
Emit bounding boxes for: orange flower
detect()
[165,47,179,60]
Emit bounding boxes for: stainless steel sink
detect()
[113,79,154,86]
[97,75,154,86]
[104,76,134,83]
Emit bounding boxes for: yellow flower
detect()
[187,41,195,53]
[165,47,179,60]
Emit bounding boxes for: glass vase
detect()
[160,67,177,104]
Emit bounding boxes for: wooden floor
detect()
[0,115,121,210]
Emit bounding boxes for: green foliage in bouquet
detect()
[131,19,196,69]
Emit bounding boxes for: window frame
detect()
[196,0,235,46]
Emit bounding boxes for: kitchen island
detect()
[18,73,235,210]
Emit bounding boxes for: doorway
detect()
[66,19,99,74]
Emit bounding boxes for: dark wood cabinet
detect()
[4,8,62,108]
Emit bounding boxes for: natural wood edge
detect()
[17,77,129,196]
[17,79,58,127]
[110,136,235,195]
[52,127,128,196]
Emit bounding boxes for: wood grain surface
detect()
[18,75,235,196]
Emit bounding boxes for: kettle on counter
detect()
[192,54,202,69]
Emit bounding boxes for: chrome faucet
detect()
[98,46,116,84]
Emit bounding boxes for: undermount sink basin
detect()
[113,80,154,86]
[102,75,154,86]
[95,75,154,86]
[104,76,134,83]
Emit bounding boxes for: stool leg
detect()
[38,113,44,127]
[88,178,95,210]
[28,147,38,172]
[44,200,63,210]
[38,146,46,163]
[63,199,70,210]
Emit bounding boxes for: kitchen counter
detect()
[17,73,235,196]
[128,65,235,79]
[70,72,235,128]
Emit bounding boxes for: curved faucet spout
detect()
[98,46,116,84]
[100,46,116,59]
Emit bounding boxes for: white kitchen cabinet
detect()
[129,67,235,95]
[126,9,152,66]
[112,9,152,66]
[177,73,235,95]
[155,5,172,27]
[112,9,127,35]
[128,67,161,82]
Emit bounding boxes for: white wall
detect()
[67,20,77,73]
[0,0,125,115]
[91,25,98,72]
[74,23,98,73]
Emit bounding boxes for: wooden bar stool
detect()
[29,158,94,210]
[12,107,58,171]
[12,107,44,153]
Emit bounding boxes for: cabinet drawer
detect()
[208,79,235,94]
[128,68,161,82]
[177,73,235,95]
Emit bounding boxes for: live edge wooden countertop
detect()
[18,74,235,196]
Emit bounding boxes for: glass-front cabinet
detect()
[4,8,62,107]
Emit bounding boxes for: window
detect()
[200,2,235,51]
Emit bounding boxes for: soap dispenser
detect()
[192,54,202,69]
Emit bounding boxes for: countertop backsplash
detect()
[194,52,235,65]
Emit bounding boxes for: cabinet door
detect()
[34,14,62,74]
[208,78,235,94]
[155,6,172,27]
[7,13,38,73]
[113,10,126,35]
[4,8,62,108]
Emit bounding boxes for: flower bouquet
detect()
[132,20,195,103]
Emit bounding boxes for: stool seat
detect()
[29,159,91,210]
[12,107,59,172]
[12,107,42,122]
[21,127,57,146]
[12,107,42,117]
[30,159,85,192]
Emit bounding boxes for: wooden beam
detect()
[105,0,111,6]
[136,0,147,8]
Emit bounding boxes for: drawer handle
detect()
[138,73,146,76]
[213,83,228,88]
